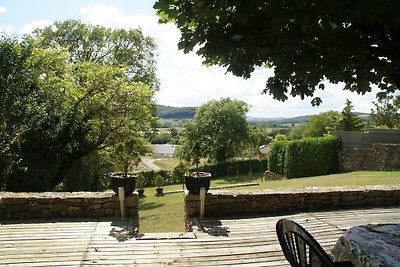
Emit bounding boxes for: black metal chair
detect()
[276,219,354,267]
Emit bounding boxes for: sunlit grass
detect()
[137,171,400,232]
[152,158,180,170]
[138,190,185,233]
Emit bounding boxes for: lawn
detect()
[138,171,400,233]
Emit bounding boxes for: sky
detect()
[0,0,382,118]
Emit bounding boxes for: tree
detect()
[288,125,305,140]
[332,99,366,132]
[179,98,249,164]
[370,94,400,128]
[32,19,159,91]
[302,111,339,138]
[154,1,400,104]
[242,123,271,157]
[0,21,158,191]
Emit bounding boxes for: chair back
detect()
[276,219,335,267]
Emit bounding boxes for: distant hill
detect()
[157,104,370,125]
[247,115,311,125]
[156,105,197,119]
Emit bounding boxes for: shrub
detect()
[284,136,341,178]
[139,170,172,187]
[200,158,268,177]
[268,141,288,174]
[154,174,164,188]
[136,173,146,189]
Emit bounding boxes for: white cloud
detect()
[19,20,52,35]
[0,6,6,13]
[0,26,13,35]
[80,3,379,118]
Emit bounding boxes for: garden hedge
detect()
[284,136,341,178]
[268,136,342,178]
[268,141,288,174]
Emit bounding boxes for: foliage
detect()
[370,94,400,129]
[136,173,146,189]
[63,151,111,191]
[0,20,158,191]
[140,170,172,187]
[273,134,288,142]
[268,141,288,174]
[179,98,249,165]
[284,136,342,179]
[155,1,400,104]
[172,161,188,183]
[302,111,339,138]
[246,123,272,153]
[111,137,151,175]
[32,19,159,91]
[149,132,172,144]
[200,158,268,177]
[331,99,366,132]
[288,125,305,140]
[154,174,164,188]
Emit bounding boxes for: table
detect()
[332,224,400,267]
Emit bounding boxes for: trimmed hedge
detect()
[268,136,342,178]
[284,136,342,178]
[200,158,268,177]
[268,141,288,174]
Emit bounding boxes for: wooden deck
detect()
[1,207,399,266]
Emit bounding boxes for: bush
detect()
[268,141,288,174]
[154,174,164,188]
[64,151,111,191]
[284,136,341,178]
[199,158,268,177]
[139,170,172,187]
[137,158,268,188]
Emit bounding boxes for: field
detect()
[138,171,400,232]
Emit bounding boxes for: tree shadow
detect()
[139,202,165,210]
[108,219,137,242]
[201,220,230,237]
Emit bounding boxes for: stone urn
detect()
[110,174,136,196]
[184,171,212,194]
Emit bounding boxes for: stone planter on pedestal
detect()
[184,171,212,194]
[110,174,136,196]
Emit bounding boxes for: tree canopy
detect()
[0,20,158,191]
[154,1,400,104]
[370,94,400,128]
[302,111,339,138]
[32,20,159,91]
[332,99,366,132]
[179,98,249,164]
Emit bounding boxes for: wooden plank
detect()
[1,207,399,266]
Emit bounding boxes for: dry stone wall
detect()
[340,144,400,171]
[185,186,400,229]
[0,192,138,220]
[335,129,400,171]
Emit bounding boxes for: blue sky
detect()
[0,0,380,118]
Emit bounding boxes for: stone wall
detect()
[0,192,138,221]
[335,129,400,171]
[340,144,400,171]
[185,186,400,229]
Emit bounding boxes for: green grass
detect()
[139,186,185,233]
[138,171,400,233]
